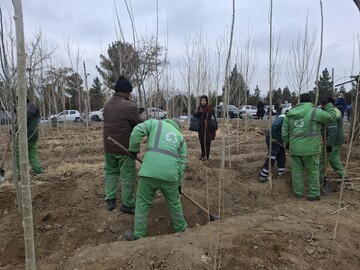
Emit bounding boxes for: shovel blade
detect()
[209,214,219,222]
[0,168,5,183]
[321,180,333,196]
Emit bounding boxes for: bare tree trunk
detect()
[214,2,235,269]
[13,0,36,268]
[83,61,91,131]
[267,0,274,189]
[0,7,23,214]
[314,0,324,105]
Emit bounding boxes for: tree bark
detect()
[13,0,36,269]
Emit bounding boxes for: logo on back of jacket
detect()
[294,119,304,128]
[165,131,178,145]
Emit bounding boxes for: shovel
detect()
[107,136,218,222]
[321,125,333,196]
[0,140,11,183]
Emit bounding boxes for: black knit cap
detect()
[115,75,133,93]
[299,93,312,103]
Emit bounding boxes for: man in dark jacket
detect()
[334,93,347,119]
[15,99,43,175]
[103,76,144,212]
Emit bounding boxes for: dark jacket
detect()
[266,114,285,144]
[103,92,144,154]
[194,105,215,142]
[257,102,265,118]
[27,102,40,143]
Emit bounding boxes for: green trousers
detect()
[104,152,136,208]
[319,145,347,182]
[291,154,320,197]
[134,176,187,238]
[16,140,43,175]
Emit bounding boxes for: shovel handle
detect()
[107,137,143,164]
[181,191,209,215]
[108,136,217,220]
[1,140,11,168]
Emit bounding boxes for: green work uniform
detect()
[319,108,347,181]
[104,153,136,207]
[129,119,187,238]
[16,103,43,175]
[282,102,336,198]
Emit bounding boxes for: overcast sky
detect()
[1,0,359,97]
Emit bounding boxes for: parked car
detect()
[264,105,277,116]
[146,107,167,119]
[0,111,11,125]
[216,105,241,118]
[89,108,104,121]
[51,110,82,123]
[239,105,258,118]
[281,103,293,115]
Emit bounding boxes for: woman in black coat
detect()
[193,95,216,161]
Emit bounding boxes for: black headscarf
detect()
[200,95,209,107]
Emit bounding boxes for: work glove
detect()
[129,151,137,160]
[320,97,334,106]
[326,146,332,153]
[178,186,182,194]
[138,107,145,113]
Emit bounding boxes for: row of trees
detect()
[1,11,357,120]
[220,66,358,108]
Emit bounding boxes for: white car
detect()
[146,107,167,119]
[239,105,258,119]
[51,110,82,123]
[281,103,293,115]
[89,108,104,121]
[264,105,277,116]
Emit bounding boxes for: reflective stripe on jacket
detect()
[282,102,336,156]
[325,108,345,146]
[129,119,187,185]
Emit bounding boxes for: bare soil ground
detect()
[0,119,359,270]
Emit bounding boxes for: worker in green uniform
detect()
[15,99,43,176]
[319,98,349,183]
[282,93,336,201]
[125,118,187,241]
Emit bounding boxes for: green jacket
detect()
[129,119,187,186]
[325,108,345,146]
[282,102,336,156]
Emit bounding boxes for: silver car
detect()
[51,110,82,123]
[89,108,104,121]
[239,105,258,119]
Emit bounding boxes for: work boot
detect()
[105,198,116,211]
[200,157,206,161]
[120,204,135,215]
[259,175,268,182]
[295,194,303,198]
[125,230,138,241]
[307,196,320,201]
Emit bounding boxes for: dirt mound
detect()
[0,120,359,269]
